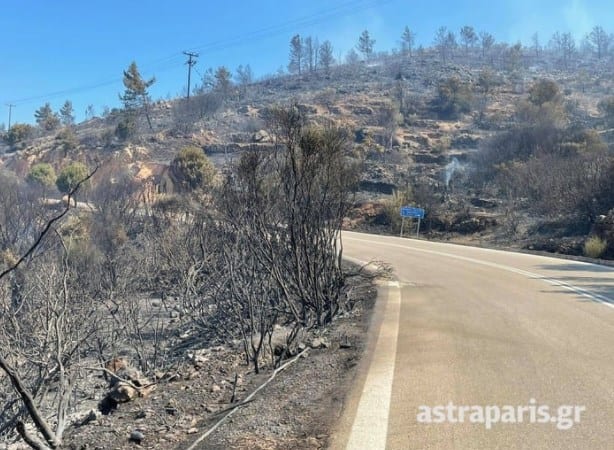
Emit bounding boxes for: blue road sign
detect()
[400,206,425,219]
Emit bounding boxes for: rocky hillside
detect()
[2,49,614,259]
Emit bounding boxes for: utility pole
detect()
[6,104,15,131]
[183,51,199,100]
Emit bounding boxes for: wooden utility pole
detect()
[183,51,199,100]
[6,104,15,131]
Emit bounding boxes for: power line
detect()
[5,0,390,107]
[183,51,199,100]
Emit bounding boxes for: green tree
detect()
[214,66,232,99]
[56,162,89,194]
[56,127,78,156]
[34,103,60,131]
[27,163,56,188]
[59,100,75,126]
[170,146,216,192]
[5,123,34,147]
[357,30,375,59]
[119,61,156,132]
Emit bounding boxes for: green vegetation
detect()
[34,102,60,131]
[27,163,56,188]
[584,236,607,259]
[4,123,34,146]
[433,76,472,119]
[119,61,156,134]
[170,146,216,192]
[56,162,89,193]
[384,188,414,232]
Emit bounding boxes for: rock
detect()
[129,430,144,444]
[210,384,221,393]
[252,129,271,143]
[108,382,138,403]
[310,337,330,349]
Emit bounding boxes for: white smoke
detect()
[444,157,465,187]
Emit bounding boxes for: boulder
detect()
[252,129,271,143]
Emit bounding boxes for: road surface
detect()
[332,231,614,450]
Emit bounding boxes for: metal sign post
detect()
[400,206,425,238]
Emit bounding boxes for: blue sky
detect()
[1,0,612,125]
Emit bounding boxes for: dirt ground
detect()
[50,274,377,450]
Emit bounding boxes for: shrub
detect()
[56,162,89,194]
[383,188,414,232]
[115,117,136,140]
[432,77,472,119]
[583,236,607,259]
[5,123,34,146]
[528,79,560,107]
[170,146,216,192]
[27,163,56,188]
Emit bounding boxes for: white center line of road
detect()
[345,281,401,450]
[347,237,614,310]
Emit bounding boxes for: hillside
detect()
[2,38,614,449]
[2,48,614,261]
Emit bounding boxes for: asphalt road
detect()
[331,231,614,450]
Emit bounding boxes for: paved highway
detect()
[331,231,614,450]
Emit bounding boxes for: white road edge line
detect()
[345,281,401,450]
[346,237,614,310]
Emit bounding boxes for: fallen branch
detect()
[184,348,309,450]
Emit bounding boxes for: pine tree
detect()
[357,30,375,59]
[59,100,75,127]
[319,40,335,74]
[214,66,232,99]
[34,103,60,131]
[119,61,155,131]
[289,34,303,74]
[400,26,416,57]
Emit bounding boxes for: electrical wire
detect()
[5,0,392,106]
